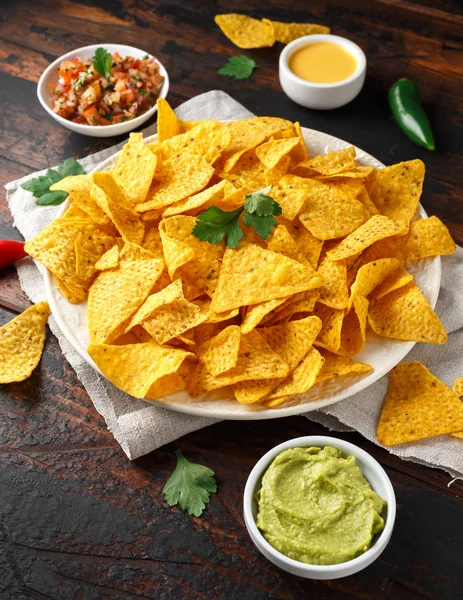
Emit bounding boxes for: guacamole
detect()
[255,446,386,565]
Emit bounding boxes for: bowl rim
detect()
[37,43,169,132]
[243,435,396,574]
[280,33,367,89]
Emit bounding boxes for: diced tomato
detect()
[59,60,85,83]
[80,81,102,109]
[82,105,102,125]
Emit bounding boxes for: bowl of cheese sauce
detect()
[279,34,366,110]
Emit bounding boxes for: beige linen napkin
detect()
[6,91,463,477]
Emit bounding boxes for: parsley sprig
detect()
[21,158,85,206]
[218,55,258,80]
[192,185,282,249]
[163,450,217,517]
[93,47,112,79]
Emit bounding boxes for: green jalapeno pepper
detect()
[388,79,435,151]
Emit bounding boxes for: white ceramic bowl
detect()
[37,43,169,138]
[279,34,366,110]
[243,435,396,579]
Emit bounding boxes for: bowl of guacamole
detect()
[243,436,396,580]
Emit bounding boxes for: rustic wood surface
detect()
[1,1,462,598]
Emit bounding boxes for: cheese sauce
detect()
[289,42,358,84]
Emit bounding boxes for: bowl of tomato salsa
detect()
[37,44,169,137]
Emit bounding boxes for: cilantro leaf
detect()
[218,55,258,80]
[21,157,85,206]
[192,205,244,249]
[242,211,278,240]
[163,450,217,517]
[93,47,112,79]
[244,185,282,217]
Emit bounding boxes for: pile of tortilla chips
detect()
[214,14,330,49]
[24,98,456,407]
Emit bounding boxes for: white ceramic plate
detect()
[43,126,441,419]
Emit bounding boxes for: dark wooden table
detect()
[1,1,462,598]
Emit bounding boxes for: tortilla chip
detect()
[338,295,369,356]
[267,291,320,324]
[349,258,402,307]
[370,266,414,300]
[211,244,323,312]
[163,181,228,217]
[293,178,369,240]
[222,149,266,189]
[91,172,145,244]
[50,175,109,225]
[119,241,155,262]
[74,230,115,280]
[264,155,291,186]
[377,361,463,445]
[200,325,241,376]
[262,18,330,44]
[136,151,214,212]
[112,132,157,206]
[126,279,183,330]
[214,14,275,49]
[62,204,91,220]
[294,147,356,177]
[0,302,50,383]
[88,341,193,398]
[327,216,402,261]
[401,216,456,261]
[267,225,309,264]
[95,244,119,270]
[141,225,164,259]
[317,257,349,309]
[256,137,300,169]
[452,379,463,439]
[156,98,185,142]
[160,120,231,164]
[356,188,380,217]
[271,187,306,221]
[266,347,325,406]
[278,218,324,269]
[189,330,289,395]
[290,122,310,163]
[159,220,194,279]
[241,297,288,334]
[316,349,372,382]
[370,159,424,229]
[312,303,345,353]
[88,258,164,344]
[368,282,447,344]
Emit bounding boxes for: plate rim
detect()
[43,125,441,420]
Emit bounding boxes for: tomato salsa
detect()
[50,48,164,126]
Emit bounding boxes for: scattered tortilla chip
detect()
[0,302,50,383]
[327,215,401,261]
[349,258,401,307]
[214,14,275,48]
[368,282,447,344]
[211,244,323,312]
[88,258,164,344]
[266,347,325,406]
[370,266,413,300]
[316,349,372,382]
[88,341,193,398]
[401,216,456,261]
[317,257,349,309]
[91,172,145,244]
[370,159,424,229]
[312,303,345,353]
[262,18,330,44]
[200,325,241,376]
[136,151,214,212]
[113,132,157,206]
[377,361,463,445]
[256,137,300,169]
[95,244,119,270]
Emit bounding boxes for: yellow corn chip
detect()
[327,216,401,261]
[313,303,345,353]
[315,165,376,182]
[262,18,330,44]
[136,151,214,212]
[159,220,194,279]
[95,244,119,270]
[74,230,115,280]
[141,224,164,259]
[401,216,456,261]
[317,257,349,309]
[452,379,463,438]
[370,266,414,300]
[278,218,324,269]
[189,330,289,395]
[356,188,380,216]
[88,258,164,344]
[161,121,231,164]
[349,258,401,307]
[125,279,183,331]
[271,187,306,221]
[267,291,320,324]
[291,122,310,163]
[294,147,356,177]
[119,242,155,262]
[200,325,241,376]
[370,160,424,229]
[112,132,157,206]
[256,137,300,169]
[163,181,228,217]
[214,14,275,49]
[0,302,50,383]
[50,175,109,225]
[267,225,308,264]
[156,98,185,142]
[62,204,91,220]
[338,295,369,357]
[264,155,291,186]
[377,361,463,446]
[368,282,447,344]
[222,149,266,189]
[91,172,144,244]
[88,341,193,398]
[316,349,372,383]
[240,297,288,334]
[211,244,323,312]
[266,347,325,406]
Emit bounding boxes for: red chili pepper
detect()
[0,240,28,269]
